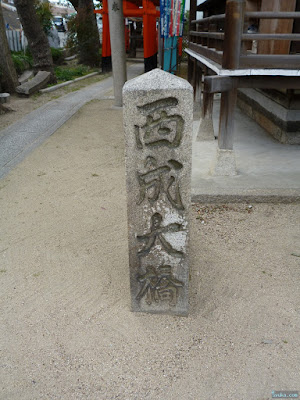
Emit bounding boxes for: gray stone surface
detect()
[108,0,127,106]
[197,117,215,141]
[211,149,237,176]
[0,93,10,104]
[238,88,300,145]
[192,97,300,201]
[123,69,193,315]
[16,71,50,96]
[64,55,77,61]
[39,72,99,94]
[18,70,34,85]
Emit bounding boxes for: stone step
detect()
[18,70,34,85]
[16,71,51,96]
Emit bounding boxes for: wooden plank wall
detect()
[258,0,297,55]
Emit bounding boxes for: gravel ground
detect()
[0,100,299,400]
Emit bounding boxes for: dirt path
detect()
[0,100,299,399]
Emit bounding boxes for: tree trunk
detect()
[0,6,19,93]
[69,0,101,67]
[14,0,56,83]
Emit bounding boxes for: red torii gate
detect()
[95,0,160,73]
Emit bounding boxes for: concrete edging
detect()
[39,72,100,93]
[192,192,300,204]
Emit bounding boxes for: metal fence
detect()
[6,29,27,52]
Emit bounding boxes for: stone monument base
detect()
[197,118,215,141]
[211,149,237,176]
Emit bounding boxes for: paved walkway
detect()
[1,62,299,201]
[192,99,300,202]
[0,63,142,179]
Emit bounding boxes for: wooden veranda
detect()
[187,0,300,165]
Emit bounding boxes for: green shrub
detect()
[34,1,53,35]
[11,52,33,74]
[54,65,90,81]
[51,47,64,65]
[65,14,78,55]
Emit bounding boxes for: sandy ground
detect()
[0,100,300,400]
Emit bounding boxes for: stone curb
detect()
[1,3,16,11]
[39,72,100,93]
[192,192,300,204]
[65,55,77,61]
[126,58,144,63]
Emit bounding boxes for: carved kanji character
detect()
[135,98,184,149]
[137,213,184,258]
[137,157,184,210]
[136,265,184,306]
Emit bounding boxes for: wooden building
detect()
[187,0,300,153]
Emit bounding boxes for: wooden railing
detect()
[189,0,300,70]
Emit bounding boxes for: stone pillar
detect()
[107,0,127,107]
[123,69,193,316]
[213,89,238,176]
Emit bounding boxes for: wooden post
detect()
[187,55,193,85]
[188,0,197,83]
[101,0,112,72]
[143,0,158,72]
[218,89,237,150]
[193,60,201,119]
[192,58,197,101]
[214,0,245,174]
[222,0,245,70]
[197,87,215,141]
[195,61,202,106]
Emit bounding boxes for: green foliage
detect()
[65,14,78,55]
[76,9,101,66]
[66,10,100,66]
[184,10,189,36]
[51,47,64,65]
[11,52,33,74]
[34,1,53,35]
[180,10,190,62]
[54,65,91,82]
[94,1,102,9]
